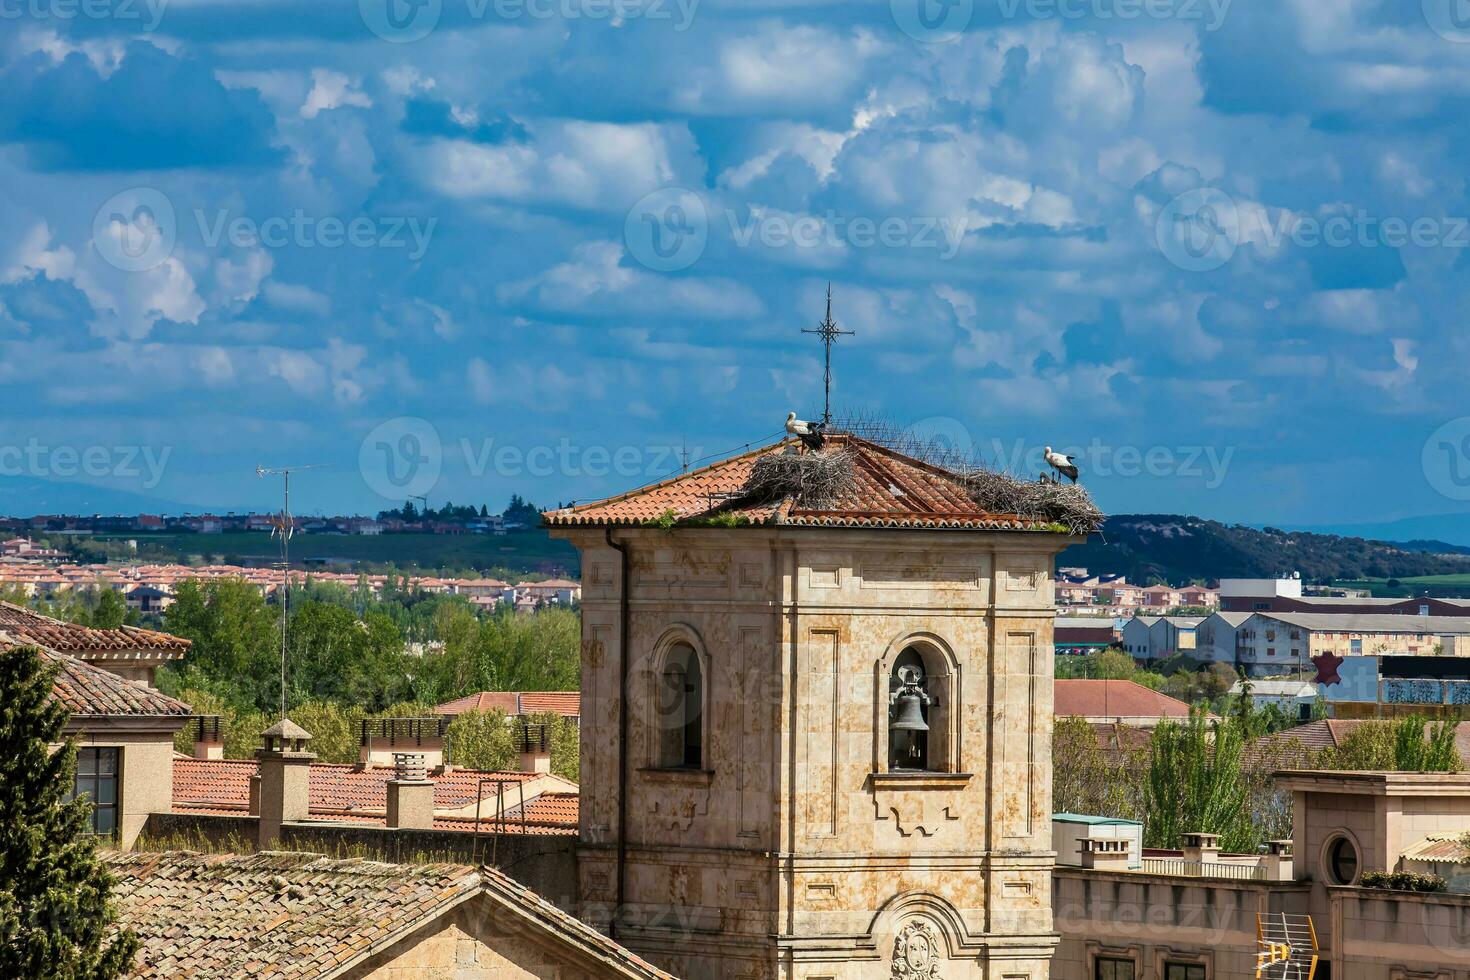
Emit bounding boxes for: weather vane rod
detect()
[801,284,854,426]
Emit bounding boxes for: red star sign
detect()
[1312,652,1345,686]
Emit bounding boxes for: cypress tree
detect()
[0,645,137,979]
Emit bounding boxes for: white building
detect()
[1119,614,1203,663]
[1229,678,1318,721]
[1193,610,1251,664]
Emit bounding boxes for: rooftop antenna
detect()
[801,283,854,426]
[255,463,327,720]
[678,437,691,474]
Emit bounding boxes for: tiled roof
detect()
[543,435,1060,532]
[172,758,544,815]
[0,601,189,658]
[435,691,581,718]
[1256,612,1470,634]
[0,634,192,718]
[107,851,483,979]
[1054,679,1192,720]
[1252,720,1470,763]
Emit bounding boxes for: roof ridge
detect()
[544,439,786,519]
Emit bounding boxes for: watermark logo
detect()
[360,417,443,500]
[1155,187,1238,273]
[0,0,169,30]
[196,209,437,261]
[93,187,176,273]
[624,187,708,273]
[1425,0,1470,43]
[1423,417,1470,501]
[903,416,976,460]
[1155,187,1470,272]
[993,0,1231,29]
[891,0,974,42]
[727,209,968,261]
[0,440,171,489]
[359,0,441,42]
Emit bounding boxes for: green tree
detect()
[0,645,138,979]
[446,709,515,771]
[1143,709,1254,851]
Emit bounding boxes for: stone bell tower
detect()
[546,433,1093,980]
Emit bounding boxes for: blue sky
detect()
[3,0,1470,528]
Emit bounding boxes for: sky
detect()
[3,0,1470,528]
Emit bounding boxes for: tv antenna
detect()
[801,284,854,426]
[255,463,328,720]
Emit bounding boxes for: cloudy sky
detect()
[3,0,1470,527]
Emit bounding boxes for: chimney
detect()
[192,715,224,760]
[385,753,435,830]
[255,719,315,848]
[359,717,447,769]
[1265,839,1295,881]
[1079,837,1133,872]
[516,723,552,775]
[1181,832,1221,867]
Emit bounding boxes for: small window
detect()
[1096,958,1135,980]
[656,644,703,769]
[1164,964,1205,980]
[68,747,120,838]
[1326,835,1358,885]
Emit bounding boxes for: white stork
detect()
[785,412,826,450]
[1044,446,1079,484]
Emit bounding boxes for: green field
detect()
[1334,575,1470,597]
[91,530,579,576]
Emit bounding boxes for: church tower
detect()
[546,432,1096,980]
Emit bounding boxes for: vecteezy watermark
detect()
[0,440,172,489]
[93,187,177,273]
[623,189,968,272]
[195,209,437,262]
[91,188,438,272]
[358,416,698,500]
[1423,417,1470,501]
[360,417,443,501]
[624,188,708,273]
[991,437,1235,489]
[1424,0,1470,43]
[1000,0,1230,29]
[891,0,974,42]
[727,209,969,261]
[891,0,1229,41]
[359,0,698,42]
[1155,187,1470,272]
[0,0,168,30]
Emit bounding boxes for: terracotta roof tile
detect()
[173,758,543,813]
[434,691,581,718]
[0,634,192,718]
[543,435,1054,532]
[107,851,483,979]
[0,601,189,658]
[1054,679,1192,720]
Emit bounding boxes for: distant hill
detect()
[1060,514,1470,584]
[0,476,207,516]
[1290,512,1470,549]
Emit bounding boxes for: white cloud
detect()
[301,69,373,119]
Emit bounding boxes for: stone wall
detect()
[564,526,1070,980]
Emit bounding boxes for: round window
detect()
[1326,835,1358,885]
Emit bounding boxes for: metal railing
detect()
[513,723,550,754]
[358,716,449,747]
[1140,858,1267,881]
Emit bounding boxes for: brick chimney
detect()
[255,719,315,848]
[359,717,447,769]
[1265,839,1295,881]
[192,715,224,760]
[1079,837,1132,872]
[1181,832,1221,866]
[385,753,435,830]
[516,723,552,775]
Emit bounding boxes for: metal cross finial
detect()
[801,284,854,425]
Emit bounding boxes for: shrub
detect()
[1359,871,1447,893]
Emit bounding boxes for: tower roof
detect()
[543,434,1102,534]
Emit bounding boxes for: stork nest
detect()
[961,469,1105,536]
[740,448,856,510]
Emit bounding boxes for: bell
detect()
[890,691,930,732]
